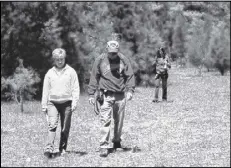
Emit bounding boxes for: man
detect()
[41,48,80,158]
[152,47,171,102]
[88,40,135,157]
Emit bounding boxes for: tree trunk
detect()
[11,92,20,104]
[198,65,202,76]
[20,90,23,113]
[179,57,182,67]
[14,93,20,104]
[220,68,225,76]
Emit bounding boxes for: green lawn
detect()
[1,66,230,167]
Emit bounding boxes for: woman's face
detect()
[54,56,65,69]
[160,49,165,58]
[160,49,163,56]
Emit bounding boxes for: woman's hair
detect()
[52,48,66,59]
[156,49,161,58]
[160,47,166,56]
[156,47,166,58]
[51,48,68,66]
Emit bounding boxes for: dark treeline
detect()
[1,2,230,101]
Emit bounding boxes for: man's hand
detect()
[126,92,133,101]
[42,108,48,122]
[42,108,47,114]
[167,62,171,69]
[71,102,77,112]
[89,96,95,105]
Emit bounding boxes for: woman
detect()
[153,47,171,102]
[42,48,80,158]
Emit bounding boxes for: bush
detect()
[3,58,41,112]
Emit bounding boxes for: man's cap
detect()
[107,40,119,53]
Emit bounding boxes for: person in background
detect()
[88,40,135,157]
[41,48,80,158]
[152,47,171,103]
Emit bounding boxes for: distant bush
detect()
[187,14,230,76]
[206,22,230,75]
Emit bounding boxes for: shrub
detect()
[3,58,41,112]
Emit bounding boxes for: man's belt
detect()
[94,89,125,115]
[99,89,124,95]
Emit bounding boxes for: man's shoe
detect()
[113,142,122,149]
[162,99,167,102]
[99,148,108,157]
[44,151,52,158]
[44,146,53,158]
[60,149,67,156]
[152,100,158,103]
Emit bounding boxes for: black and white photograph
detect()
[1,1,230,167]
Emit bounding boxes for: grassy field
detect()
[1,66,230,167]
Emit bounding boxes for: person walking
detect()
[41,48,80,158]
[88,40,135,157]
[152,47,171,103]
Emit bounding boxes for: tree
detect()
[185,2,230,75]
[4,58,40,112]
[172,11,187,67]
[63,2,115,91]
[207,21,230,75]
[187,13,213,75]
[107,2,165,86]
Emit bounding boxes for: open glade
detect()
[1,65,230,167]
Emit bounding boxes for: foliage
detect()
[1,2,230,99]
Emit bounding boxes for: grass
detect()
[1,65,230,167]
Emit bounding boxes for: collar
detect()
[52,64,70,73]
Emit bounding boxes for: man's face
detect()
[108,52,118,59]
[54,56,65,69]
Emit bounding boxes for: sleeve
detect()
[152,57,157,73]
[41,72,50,110]
[71,69,80,105]
[166,55,171,68]
[152,56,157,66]
[124,57,135,93]
[88,56,101,96]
